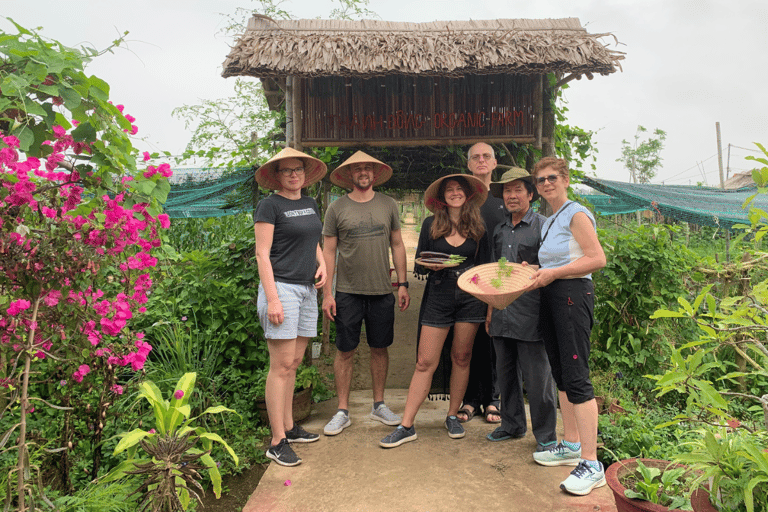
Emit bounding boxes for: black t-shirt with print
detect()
[254,194,322,285]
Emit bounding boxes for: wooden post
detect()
[540,73,556,217]
[534,75,543,151]
[321,179,332,356]
[293,77,302,150]
[285,76,294,148]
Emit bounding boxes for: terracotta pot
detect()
[255,386,313,425]
[605,458,687,512]
[690,487,718,512]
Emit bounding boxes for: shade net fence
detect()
[580,177,765,231]
[161,168,765,231]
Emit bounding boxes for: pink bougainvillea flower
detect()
[129,125,138,135]
[173,390,184,400]
[7,299,31,316]
[125,114,136,123]
[142,151,151,162]
[52,125,67,138]
[148,429,156,434]
[2,135,20,148]
[111,384,124,395]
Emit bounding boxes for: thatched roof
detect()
[222,17,624,80]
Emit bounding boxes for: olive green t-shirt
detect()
[323,193,400,295]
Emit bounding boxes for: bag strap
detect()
[541,201,574,244]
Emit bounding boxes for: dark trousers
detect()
[493,336,558,445]
[463,327,499,411]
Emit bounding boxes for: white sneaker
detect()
[323,411,351,436]
[560,461,606,496]
[369,404,401,426]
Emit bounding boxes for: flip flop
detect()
[485,406,501,424]
[457,407,476,423]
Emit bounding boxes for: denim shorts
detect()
[257,282,318,340]
[420,270,486,327]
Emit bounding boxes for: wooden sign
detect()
[298,74,537,147]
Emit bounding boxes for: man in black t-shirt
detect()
[457,142,505,424]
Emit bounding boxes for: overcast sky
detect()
[5,0,767,185]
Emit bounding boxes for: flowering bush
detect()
[0,20,172,508]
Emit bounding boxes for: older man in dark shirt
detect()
[484,168,558,452]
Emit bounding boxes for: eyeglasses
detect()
[277,166,305,176]
[535,174,560,185]
[469,153,494,162]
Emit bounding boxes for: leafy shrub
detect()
[592,224,697,390]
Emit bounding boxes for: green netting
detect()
[579,194,647,216]
[161,167,766,231]
[581,177,763,230]
[164,167,254,218]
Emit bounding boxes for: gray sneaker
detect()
[323,411,351,436]
[444,415,465,439]
[379,425,417,448]
[535,441,558,452]
[532,441,581,466]
[369,404,401,426]
[285,424,320,443]
[266,438,301,467]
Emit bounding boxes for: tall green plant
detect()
[647,143,768,512]
[592,224,696,388]
[104,373,238,510]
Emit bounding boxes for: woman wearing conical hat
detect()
[254,147,327,467]
[379,173,489,448]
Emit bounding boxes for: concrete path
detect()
[242,389,617,512]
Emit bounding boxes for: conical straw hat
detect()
[255,147,327,191]
[458,262,536,310]
[424,174,488,213]
[330,151,393,189]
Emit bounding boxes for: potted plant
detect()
[674,427,768,512]
[605,458,694,512]
[254,363,329,424]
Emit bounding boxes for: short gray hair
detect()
[467,143,495,161]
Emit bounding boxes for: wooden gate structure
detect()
[222,17,623,157]
[222,17,624,353]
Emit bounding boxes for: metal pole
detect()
[716,122,730,262]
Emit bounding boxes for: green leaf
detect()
[113,429,150,455]
[198,432,239,466]
[200,452,223,499]
[677,297,694,315]
[60,86,81,109]
[651,309,685,319]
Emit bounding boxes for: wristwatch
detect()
[397,282,409,289]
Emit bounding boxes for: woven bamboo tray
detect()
[457,262,536,310]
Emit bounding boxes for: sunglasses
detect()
[535,174,560,185]
[277,166,305,176]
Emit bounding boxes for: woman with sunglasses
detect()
[526,157,607,496]
[379,174,489,448]
[254,147,328,466]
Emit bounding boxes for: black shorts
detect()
[334,292,395,352]
[539,278,595,405]
[420,270,486,328]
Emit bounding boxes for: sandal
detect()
[484,405,501,424]
[456,406,476,423]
